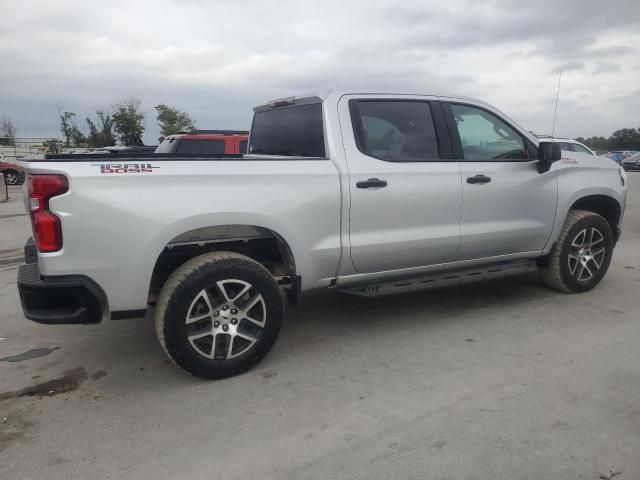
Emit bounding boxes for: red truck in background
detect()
[0,154,24,185]
[154,130,249,155]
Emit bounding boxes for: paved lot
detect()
[1,178,639,480]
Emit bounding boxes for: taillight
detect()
[28,175,68,252]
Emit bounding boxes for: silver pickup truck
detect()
[17,91,627,378]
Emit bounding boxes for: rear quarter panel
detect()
[21,159,341,311]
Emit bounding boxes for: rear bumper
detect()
[17,240,107,324]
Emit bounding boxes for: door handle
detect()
[356,178,387,189]
[466,174,491,184]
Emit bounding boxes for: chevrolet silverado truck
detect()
[17,91,628,379]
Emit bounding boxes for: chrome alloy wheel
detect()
[185,279,266,360]
[568,227,606,282]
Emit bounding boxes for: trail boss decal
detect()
[92,163,159,174]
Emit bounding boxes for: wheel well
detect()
[148,225,296,304]
[569,195,621,233]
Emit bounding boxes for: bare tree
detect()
[0,116,17,146]
[86,107,115,147]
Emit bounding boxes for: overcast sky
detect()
[1,0,639,144]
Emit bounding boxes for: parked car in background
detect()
[622,151,640,171]
[608,151,628,164]
[155,130,249,155]
[0,154,24,185]
[536,137,595,155]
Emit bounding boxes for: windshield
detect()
[249,103,325,157]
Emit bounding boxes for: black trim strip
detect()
[441,102,464,159]
[430,101,454,159]
[111,309,147,320]
[24,154,328,163]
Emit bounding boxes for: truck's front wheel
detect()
[155,252,283,379]
[539,210,614,293]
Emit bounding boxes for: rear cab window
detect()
[249,103,325,157]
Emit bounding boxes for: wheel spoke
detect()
[582,263,593,280]
[188,330,212,342]
[215,281,233,302]
[571,229,587,248]
[568,254,580,275]
[230,283,252,303]
[241,294,263,315]
[210,334,217,358]
[590,248,606,269]
[576,263,586,281]
[186,289,214,324]
[226,335,235,359]
[589,228,603,247]
[227,332,257,359]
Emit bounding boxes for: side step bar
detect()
[339,259,537,297]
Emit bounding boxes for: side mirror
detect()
[537,141,562,173]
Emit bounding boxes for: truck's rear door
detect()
[338,95,462,273]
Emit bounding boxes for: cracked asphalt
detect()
[1,178,639,479]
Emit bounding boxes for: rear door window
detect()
[249,103,325,157]
[350,100,440,161]
[175,139,225,154]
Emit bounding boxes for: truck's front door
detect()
[338,96,463,274]
[441,101,557,261]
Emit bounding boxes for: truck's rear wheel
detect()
[155,252,283,379]
[539,210,614,293]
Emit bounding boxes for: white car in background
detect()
[535,137,595,155]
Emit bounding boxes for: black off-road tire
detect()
[538,210,614,293]
[155,252,284,379]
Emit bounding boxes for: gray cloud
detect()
[551,61,585,74]
[593,62,623,75]
[1,0,639,142]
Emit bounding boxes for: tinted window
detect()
[351,101,439,161]
[249,103,325,157]
[154,138,177,153]
[558,142,574,151]
[572,144,593,155]
[451,104,527,161]
[239,140,248,153]
[175,139,225,154]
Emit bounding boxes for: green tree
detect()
[608,128,640,151]
[155,104,196,136]
[71,126,88,146]
[112,98,145,146]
